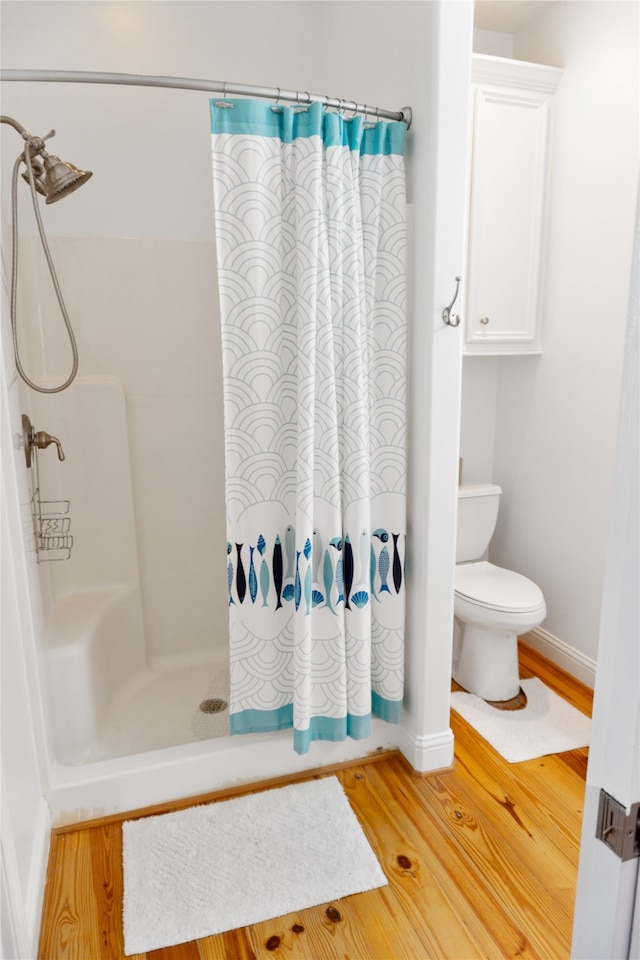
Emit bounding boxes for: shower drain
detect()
[199,698,228,714]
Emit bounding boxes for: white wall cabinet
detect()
[464,55,562,355]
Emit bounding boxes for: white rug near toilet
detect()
[121,776,387,955]
[451,677,591,763]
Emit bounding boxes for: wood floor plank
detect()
[423,758,576,920]
[451,714,585,864]
[453,704,588,821]
[198,927,257,960]
[88,825,127,959]
[366,756,566,959]
[148,942,202,960]
[338,766,495,959]
[439,755,578,916]
[244,889,426,960]
[38,832,103,960]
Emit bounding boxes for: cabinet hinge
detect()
[596,789,640,861]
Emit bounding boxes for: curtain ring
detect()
[216,82,231,108]
[350,100,359,120]
[304,91,311,105]
[275,87,281,105]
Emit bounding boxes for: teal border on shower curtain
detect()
[210,98,407,155]
[230,693,402,754]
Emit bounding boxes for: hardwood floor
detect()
[38,642,592,960]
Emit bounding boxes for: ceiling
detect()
[474,1,557,34]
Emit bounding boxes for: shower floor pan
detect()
[76,657,230,763]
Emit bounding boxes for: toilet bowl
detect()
[453,561,546,701]
[453,483,546,701]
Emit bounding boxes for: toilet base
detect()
[452,619,520,701]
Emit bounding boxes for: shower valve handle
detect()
[34,430,65,461]
[21,414,65,467]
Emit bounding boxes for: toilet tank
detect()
[456,483,502,563]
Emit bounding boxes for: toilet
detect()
[453,483,546,701]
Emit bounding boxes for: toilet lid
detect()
[455,561,544,614]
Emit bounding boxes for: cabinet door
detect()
[465,86,550,354]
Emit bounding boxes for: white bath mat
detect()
[122,776,387,954]
[451,677,591,763]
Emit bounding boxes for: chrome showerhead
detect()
[1,114,88,393]
[0,116,92,203]
[21,149,93,203]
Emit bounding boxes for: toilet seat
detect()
[455,561,545,614]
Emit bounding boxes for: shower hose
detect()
[9,136,79,393]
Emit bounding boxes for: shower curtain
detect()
[210,98,407,754]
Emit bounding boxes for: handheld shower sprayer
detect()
[1,115,93,393]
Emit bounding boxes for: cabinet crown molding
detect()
[472,54,563,93]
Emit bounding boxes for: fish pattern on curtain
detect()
[210,99,407,754]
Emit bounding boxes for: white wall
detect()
[473,27,514,58]
[459,355,499,482]
[461,0,638,681]
[0,1,328,241]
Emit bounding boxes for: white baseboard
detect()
[398,725,454,773]
[525,627,596,689]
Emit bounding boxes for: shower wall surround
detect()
[26,234,227,661]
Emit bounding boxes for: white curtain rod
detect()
[0,69,412,129]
